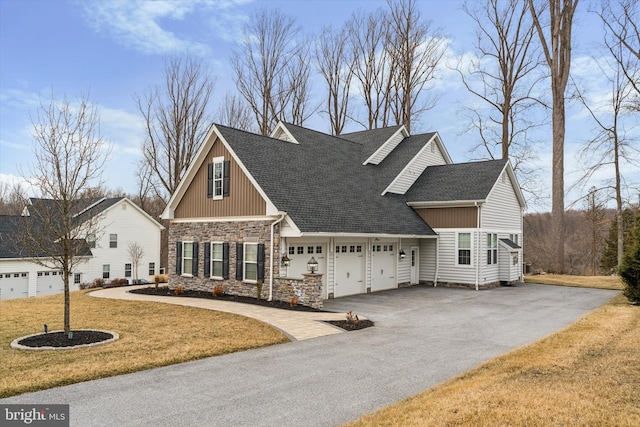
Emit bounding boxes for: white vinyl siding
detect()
[482,170,523,230]
[419,238,437,283]
[364,129,405,165]
[397,238,418,283]
[434,230,477,285]
[385,135,449,195]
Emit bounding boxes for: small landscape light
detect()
[44,324,48,334]
[68,331,74,340]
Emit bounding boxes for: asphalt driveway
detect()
[2,283,618,426]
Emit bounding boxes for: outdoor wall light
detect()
[307,257,318,274]
[281,254,291,266]
[399,249,406,260]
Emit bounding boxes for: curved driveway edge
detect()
[89,285,349,341]
[2,283,619,427]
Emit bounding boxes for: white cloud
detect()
[80,0,253,55]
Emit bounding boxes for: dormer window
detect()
[207,157,230,199]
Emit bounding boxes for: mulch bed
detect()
[130,286,327,312]
[17,330,114,348]
[325,319,375,331]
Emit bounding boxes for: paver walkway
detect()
[90,286,349,341]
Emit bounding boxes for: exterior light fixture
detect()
[307,257,318,274]
[281,254,291,267]
[399,249,406,259]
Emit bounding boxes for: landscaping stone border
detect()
[10,330,119,351]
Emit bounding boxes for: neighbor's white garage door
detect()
[0,272,29,300]
[334,243,365,297]
[36,270,64,296]
[371,242,396,292]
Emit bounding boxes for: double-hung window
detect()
[211,242,224,278]
[109,234,117,248]
[125,263,132,277]
[103,264,110,279]
[182,242,194,276]
[487,233,498,265]
[244,243,258,282]
[208,156,228,199]
[149,262,155,276]
[457,233,471,265]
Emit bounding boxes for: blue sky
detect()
[0,0,637,212]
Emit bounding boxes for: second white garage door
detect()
[334,243,365,297]
[371,243,396,292]
[0,272,29,300]
[36,270,64,296]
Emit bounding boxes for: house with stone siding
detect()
[161,122,526,308]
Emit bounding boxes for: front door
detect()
[410,247,419,285]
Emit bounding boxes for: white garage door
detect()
[371,243,396,292]
[0,272,29,300]
[334,243,365,297]
[36,270,64,296]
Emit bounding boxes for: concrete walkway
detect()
[89,286,349,341]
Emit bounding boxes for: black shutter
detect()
[223,160,230,197]
[257,243,265,281]
[192,242,199,276]
[175,241,182,275]
[222,242,229,279]
[203,242,211,277]
[236,243,243,280]
[207,163,213,198]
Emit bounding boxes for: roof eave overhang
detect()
[407,200,485,208]
[291,231,438,239]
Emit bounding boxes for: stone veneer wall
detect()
[274,274,324,310]
[168,220,280,299]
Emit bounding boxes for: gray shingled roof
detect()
[0,198,121,259]
[217,123,436,236]
[404,159,508,202]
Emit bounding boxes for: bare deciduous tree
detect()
[572,43,638,268]
[348,7,393,129]
[215,92,255,132]
[0,182,28,215]
[18,93,111,334]
[231,8,305,135]
[596,0,639,110]
[528,0,579,273]
[385,0,447,133]
[315,25,354,135]
[127,241,145,282]
[136,55,214,202]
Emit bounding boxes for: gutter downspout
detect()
[269,212,287,302]
[434,235,439,287]
[475,202,481,291]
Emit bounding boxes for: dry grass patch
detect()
[347,294,640,427]
[525,274,624,290]
[0,290,289,398]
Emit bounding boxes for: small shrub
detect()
[212,284,224,297]
[290,295,299,307]
[154,274,168,284]
[256,280,263,300]
[154,275,160,289]
[79,282,92,290]
[93,278,105,288]
[175,285,185,295]
[346,311,360,325]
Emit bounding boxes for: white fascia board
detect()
[434,132,453,164]
[485,161,527,210]
[170,215,284,224]
[161,123,216,219]
[407,200,485,208]
[381,132,438,196]
[362,125,409,165]
[269,122,299,144]
[72,197,107,218]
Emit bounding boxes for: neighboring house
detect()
[161,122,526,308]
[0,197,164,300]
